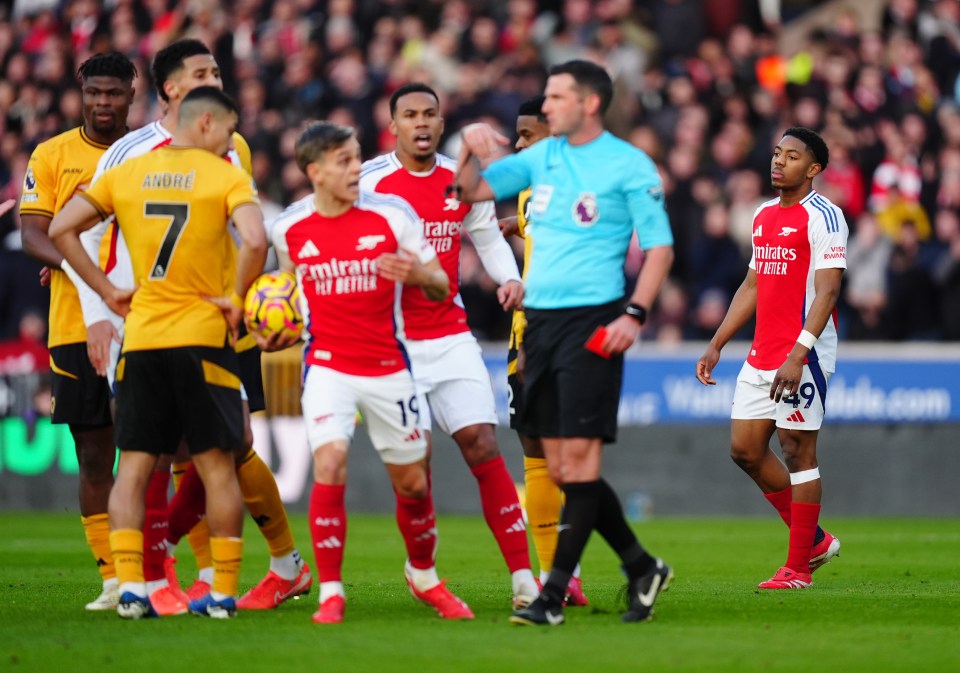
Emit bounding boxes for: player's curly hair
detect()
[295,121,355,172]
[77,52,137,83]
[151,39,212,102]
[783,127,829,170]
[518,96,546,121]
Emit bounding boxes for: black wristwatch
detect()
[624,303,648,325]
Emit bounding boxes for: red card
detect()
[585,326,611,358]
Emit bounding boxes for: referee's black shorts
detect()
[114,346,244,456]
[520,300,623,443]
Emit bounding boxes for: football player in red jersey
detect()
[269,121,472,624]
[360,83,539,608]
[697,128,847,589]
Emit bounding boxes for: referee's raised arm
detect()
[455,122,509,203]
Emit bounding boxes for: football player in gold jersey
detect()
[502,97,588,606]
[19,51,136,611]
[50,87,267,619]
[77,39,311,615]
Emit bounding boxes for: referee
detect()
[456,60,675,626]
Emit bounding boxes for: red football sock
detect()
[309,483,346,583]
[764,487,792,526]
[395,493,436,570]
[142,470,170,582]
[786,502,821,573]
[167,463,205,546]
[470,456,530,573]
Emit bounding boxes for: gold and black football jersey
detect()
[19,126,116,347]
[80,146,260,351]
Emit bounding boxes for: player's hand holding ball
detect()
[243,271,304,352]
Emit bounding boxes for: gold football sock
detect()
[524,456,562,573]
[210,537,243,598]
[109,529,144,587]
[236,448,295,558]
[82,513,115,581]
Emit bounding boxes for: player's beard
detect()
[90,114,120,136]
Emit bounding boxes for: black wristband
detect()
[624,303,647,325]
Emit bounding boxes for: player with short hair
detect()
[696,127,845,589]
[457,59,675,626]
[360,82,539,609]
[19,51,137,611]
[269,121,470,624]
[74,38,310,615]
[503,96,588,606]
[50,86,267,619]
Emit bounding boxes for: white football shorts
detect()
[301,365,427,465]
[731,361,831,431]
[403,332,498,435]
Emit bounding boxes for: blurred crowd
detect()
[2,0,960,348]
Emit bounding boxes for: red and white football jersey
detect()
[271,191,437,376]
[748,190,848,373]
[360,152,520,341]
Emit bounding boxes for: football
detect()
[244,271,304,341]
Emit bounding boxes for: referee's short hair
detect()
[549,60,613,115]
[783,127,829,170]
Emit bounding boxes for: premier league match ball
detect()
[244,271,304,341]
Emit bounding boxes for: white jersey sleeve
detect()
[807,195,849,270]
[74,149,124,328]
[462,199,521,285]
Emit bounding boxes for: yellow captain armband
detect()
[230,291,245,310]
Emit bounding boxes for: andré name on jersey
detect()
[141,170,195,190]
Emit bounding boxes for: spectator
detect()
[0,0,958,343]
[845,213,894,340]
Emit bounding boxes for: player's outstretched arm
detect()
[696,269,759,386]
[0,198,14,218]
[49,196,132,318]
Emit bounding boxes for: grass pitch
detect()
[1,513,957,673]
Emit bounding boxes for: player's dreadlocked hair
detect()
[518,96,546,121]
[77,52,137,84]
[783,127,829,170]
[151,39,212,102]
